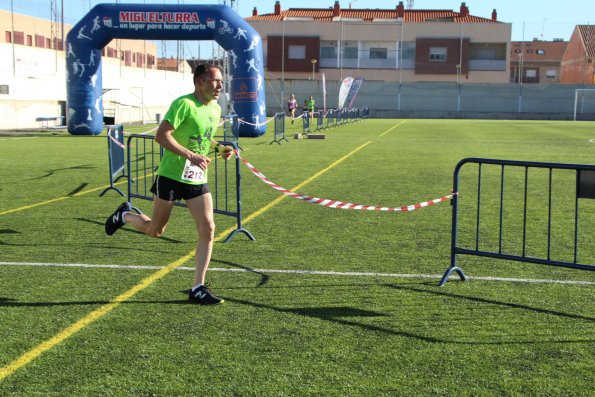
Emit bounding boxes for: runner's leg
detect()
[185,192,215,286]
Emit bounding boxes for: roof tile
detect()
[246,7,498,24]
[578,25,595,58]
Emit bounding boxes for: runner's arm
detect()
[155,120,211,170]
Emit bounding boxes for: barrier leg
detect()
[438,266,467,286]
[99,186,125,197]
[223,227,255,243]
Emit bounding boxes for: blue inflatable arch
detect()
[66,3,266,137]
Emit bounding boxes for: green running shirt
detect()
[158,93,221,184]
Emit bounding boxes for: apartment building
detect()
[510,39,568,84]
[0,9,194,129]
[246,1,511,83]
[0,9,158,69]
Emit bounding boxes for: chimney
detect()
[333,1,341,17]
[396,1,405,18]
[491,9,497,21]
[252,7,258,17]
[274,1,281,15]
[460,2,469,17]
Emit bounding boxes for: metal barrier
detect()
[326,109,336,129]
[302,110,311,133]
[440,158,595,286]
[316,111,325,131]
[126,134,254,243]
[337,109,346,125]
[223,114,239,144]
[100,124,126,197]
[270,112,289,144]
[223,113,243,151]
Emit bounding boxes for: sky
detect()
[1,0,593,57]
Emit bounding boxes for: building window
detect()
[0,85,8,95]
[26,35,32,46]
[546,70,556,79]
[13,31,24,45]
[537,49,545,55]
[320,41,337,59]
[525,70,537,78]
[401,42,416,60]
[470,43,507,62]
[429,47,447,61]
[370,47,387,59]
[35,34,45,48]
[321,46,336,58]
[288,45,306,59]
[342,46,358,59]
[476,48,496,60]
[53,38,63,50]
[5,31,11,43]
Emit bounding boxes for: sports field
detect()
[0,118,594,396]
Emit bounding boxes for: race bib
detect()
[181,159,207,183]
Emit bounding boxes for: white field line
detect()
[1,261,594,286]
[0,137,37,141]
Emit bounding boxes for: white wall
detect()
[0,43,193,130]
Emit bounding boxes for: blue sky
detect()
[2,0,593,57]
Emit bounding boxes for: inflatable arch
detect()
[66,3,266,137]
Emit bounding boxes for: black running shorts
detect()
[150,175,210,201]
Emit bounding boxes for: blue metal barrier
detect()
[270,112,289,144]
[100,124,126,197]
[126,134,254,243]
[223,114,239,143]
[326,109,336,129]
[302,111,310,133]
[440,158,595,286]
[316,111,325,131]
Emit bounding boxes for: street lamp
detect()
[310,58,317,80]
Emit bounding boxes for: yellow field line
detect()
[378,119,407,137]
[0,197,70,216]
[0,251,193,382]
[0,151,221,217]
[0,141,370,382]
[0,175,148,217]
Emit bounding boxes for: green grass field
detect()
[0,119,594,396]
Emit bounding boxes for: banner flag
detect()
[345,76,364,109]
[338,77,353,109]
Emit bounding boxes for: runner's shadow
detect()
[385,284,595,322]
[8,165,96,183]
[211,259,270,287]
[76,217,184,243]
[221,296,442,343]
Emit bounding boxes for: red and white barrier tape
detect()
[238,115,276,127]
[139,125,159,135]
[108,132,126,149]
[237,153,455,212]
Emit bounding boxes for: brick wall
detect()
[267,35,320,73]
[415,38,469,75]
[560,30,594,84]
